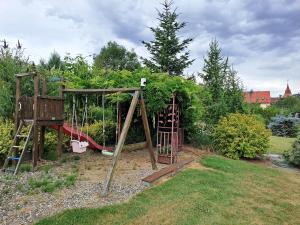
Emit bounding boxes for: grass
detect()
[36,156,300,225]
[268,136,296,154]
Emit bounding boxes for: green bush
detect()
[44,130,70,161]
[284,136,300,167]
[186,122,213,148]
[83,120,116,146]
[213,113,271,159]
[0,118,14,160]
[268,115,300,137]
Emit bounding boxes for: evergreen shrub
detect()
[213,113,271,159]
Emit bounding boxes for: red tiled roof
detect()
[243,91,271,104]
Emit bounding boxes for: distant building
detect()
[243,90,271,109]
[283,83,292,98]
[271,83,293,104]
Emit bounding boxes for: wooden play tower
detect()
[3,72,64,174]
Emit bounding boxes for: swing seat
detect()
[71,140,89,153]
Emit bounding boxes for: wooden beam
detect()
[39,126,46,159]
[142,158,194,185]
[62,87,140,94]
[32,75,39,168]
[15,72,36,77]
[15,77,21,130]
[140,94,157,170]
[102,90,140,196]
[42,78,47,96]
[57,125,63,159]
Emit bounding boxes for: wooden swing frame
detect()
[62,87,157,196]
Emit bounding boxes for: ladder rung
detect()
[12,145,23,148]
[16,135,28,138]
[5,168,15,173]
[24,119,34,123]
[7,156,20,161]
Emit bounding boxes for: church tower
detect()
[283,82,292,98]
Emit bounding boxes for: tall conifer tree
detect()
[142,0,194,76]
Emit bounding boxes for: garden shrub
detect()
[0,118,14,161]
[44,130,70,161]
[83,120,116,146]
[283,136,300,167]
[268,115,300,137]
[213,113,271,159]
[186,122,213,148]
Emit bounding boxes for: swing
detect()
[71,95,89,153]
[101,93,114,156]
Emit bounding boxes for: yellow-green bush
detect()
[213,113,271,159]
[0,118,14,160]
[83,120,116,145]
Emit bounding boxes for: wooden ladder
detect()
[2,120,33,175]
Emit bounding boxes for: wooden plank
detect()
[15,78,21,130]
[142,158,194,184]
[56,125,63,159]
[140,94,157,170]
[102,90,140,196]
[39,126,46,159]
[32,75,39,168]
[123,142,147,152]
[15,72,36,77]
[62,87,140,94]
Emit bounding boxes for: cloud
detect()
[0,0,299,96]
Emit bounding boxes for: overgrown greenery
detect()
[142,0,194,76]
[36,156,300,225]
[213,113,271,159]
[284,136,300,167]
[0,118,14,160]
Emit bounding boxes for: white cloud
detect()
[1,0,299,96]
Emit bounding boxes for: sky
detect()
[1,0,300,97]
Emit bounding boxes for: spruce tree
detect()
[200,39,228,124]
[142,0,194,76]
[200,39,243,124]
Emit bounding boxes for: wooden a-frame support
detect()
[102,90,157,196]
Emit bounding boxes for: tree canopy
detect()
[93,41,141,71]
[142,0,194,76]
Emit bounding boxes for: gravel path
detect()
[0,150,166,225]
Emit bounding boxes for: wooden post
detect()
[39,126,46,159]
[32,74,39,168]
[56,80,65,159]
[57,125,63,159]
[102,91,140,196]
[15,77,21,130]
[140,93,157,170]
[42,78,47,96]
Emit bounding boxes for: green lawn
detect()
[268,136,296,154]
[36,156,300,225]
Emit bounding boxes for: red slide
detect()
[51,123,113,152]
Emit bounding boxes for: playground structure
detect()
[2,72,157,195]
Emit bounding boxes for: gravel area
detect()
[0,150,167,225]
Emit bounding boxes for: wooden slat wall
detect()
[18,96,64,122]
[36,97,64,121]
